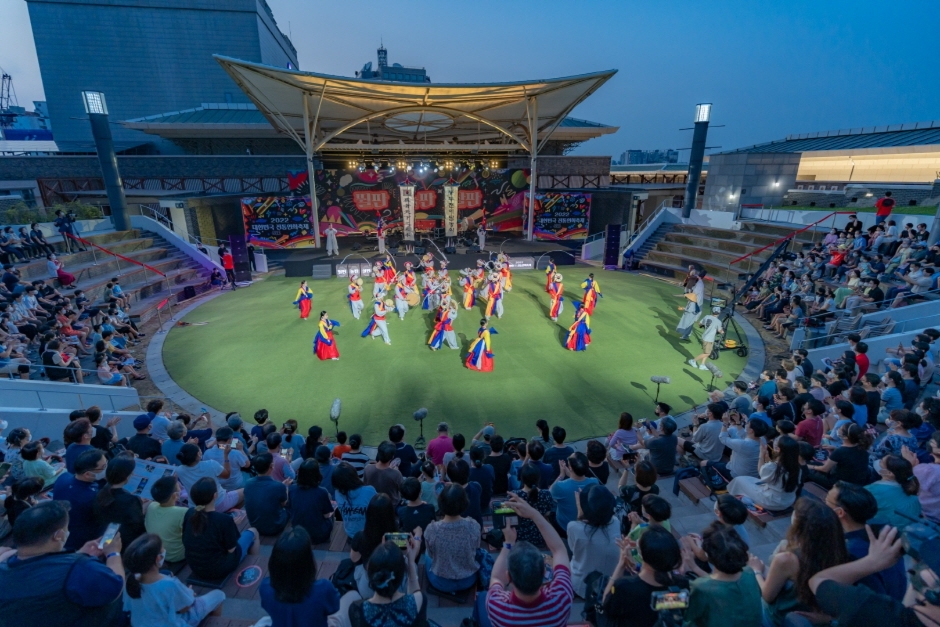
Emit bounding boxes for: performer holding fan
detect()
[313,311,340,360]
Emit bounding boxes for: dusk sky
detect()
[2,0,938,157]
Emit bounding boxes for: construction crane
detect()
[0,67,18,128]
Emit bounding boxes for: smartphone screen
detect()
[280,448,289,456]
[651,590,689,611]
[384,532,410,549]
[0,462,11,477]
[98,522,120,549]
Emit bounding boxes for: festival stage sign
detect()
[241,196,316,249]
[400,184,416,242]
[444,185,459,237]
[531,191,592,240]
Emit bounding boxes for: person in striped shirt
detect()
[476,492,574,627]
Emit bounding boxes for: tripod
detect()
[415,418,426,450]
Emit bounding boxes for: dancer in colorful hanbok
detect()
[428,301,459,350]
[382,254,397,284]
[348,275,364,319]
[421,273,438,310]
[472,259,486,290]
[580,273,602,315]
[466,318,497,371]
[484,273,504,320]
[373,263,388,298]
[361,295,392,345]
[545,259,557,292]
[421,252,434,270]
[459,269,476,310]
[565,305,591,351]
[293,281,313,320]
[548,273,564,321]
[313,311,340,360]
[499,261,513,292]
[402,261,416,290]
[394,275,413,321]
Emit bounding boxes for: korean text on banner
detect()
[444,185,459,237]
[400,184,416,242]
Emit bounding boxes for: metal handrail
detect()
[583,199,671,246]
[623,200,669,253]
[729,210,856,266]
[136,204,228,248]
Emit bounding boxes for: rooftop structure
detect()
[356,45,429,83]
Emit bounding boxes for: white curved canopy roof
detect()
[214,56,617,154]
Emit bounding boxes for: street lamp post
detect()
[82,91,131,231]
[682,103,711,218]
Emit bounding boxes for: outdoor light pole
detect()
[526,96,538,241]
[682,103,711,219]
[82,91,131,231]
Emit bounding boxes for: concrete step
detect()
[644,250,743,283]
[670,224,789,247]
[73,258,202,306]
[735,221,819,243]
[129,276,214,324]
[16,237,160,281]
[652,241,770,266]
[664,233,772,258]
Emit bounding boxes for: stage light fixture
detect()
[489,160,499,169]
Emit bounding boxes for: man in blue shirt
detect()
[52,449,108,551]
[549,452,599,532]
[542,426,575,482]
[0,500,124,623]
[826,481,907,600]
[244,453,290,536]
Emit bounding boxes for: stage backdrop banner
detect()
[444,185,458,237]
[531,191,592,240]
[242,196,316,249]
[400,184,416,242]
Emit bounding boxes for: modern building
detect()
[704,120,940,211]
[25,0,298,154]
[356,46,429,83]
[618,149,679,165]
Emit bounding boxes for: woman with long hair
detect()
[350,493,400,598]
[728,435,802,511]
[280,419,305,459]
[748,499,849,626]
[94,454,146,550]
[259,527,340,626]
[288,459,334,544]
[510,462,555,548]
[293,280,313,319]
[333,462,378,537]
[181,477,259,581]
[46,253,76,288]
[6,477,44,526]
[123,533,225,627]
[348,538,426,627]
[535,419,551,444]
[568,484,621,598]
[601,526,689,627]
[866,454,922,528]
[607,412,638,472]
[808,423,874,488]
[313,310,340,360]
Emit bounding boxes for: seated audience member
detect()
[633,415,678,476]
[678,403,725,465]
[618,459,660,515]
[160,419,189,466]
[389,423,418,478]
[682,522,762,627]
[126,414,163,460]
[446,458,483,527]
[280,419,305,459]
[728,435,802,512]
[510,462,555,548]
[714,417,768,480]
[341,433,371,479]
[479,492,574,627]
[349,493,399,599]
[94,454,146,550]
[795,399,826,448]
[469,446,495,509]
[398,477,436,535]
[607,411,639,472]
[568,485,621,598]
[0,501,124,624]
[333,462,378,537]
[144,476,188,564]
[905,433,940,523]
[265,432,297,482]
[314,445,336,497]
[871,409,921,460]
[244,453,290,537]
[443,433,469,469]
[524,438,554,488]
[63,417,94,474]
[21,441,64,489]
[601,526,690,627]
[426,422,455,467]
[52,448,109,550]
[348,537,425,627]
[549,452,600,533]
[866,454,922,527]
[289,458,335,544]
[182,477,259,581]
[331,430,351,459]
[748,499,848,625]
[175,443,244,513]
[5,477,44,526]
[808,423,874,488]
[586,439,611,485]
[122,533,225,626]
[143,400,172,443]
[363,440,403,503]
[713,493,751,547]
[484,434,513,496]
[260,528,340,627]
[827,481,908,600]
[425,484,481,593]
[203,426,251,490]
[543,426,575,481]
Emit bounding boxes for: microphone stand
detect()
[415,418,426,450]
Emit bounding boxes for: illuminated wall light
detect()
[694,103,712,123]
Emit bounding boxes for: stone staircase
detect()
[17,229,213,323]
[638,221,819,284]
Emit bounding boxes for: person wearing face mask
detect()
[0,500,124,624]
[51,448,109,551]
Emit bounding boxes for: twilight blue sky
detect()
[3,0,938,157]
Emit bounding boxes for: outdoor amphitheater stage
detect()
[161,268,750,444]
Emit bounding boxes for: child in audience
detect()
[418,460,441,511]
[332,430,351,459]
[625,494,672,548]
[21,441,63,489]
[398,477,436,535]
[144,476,188,564]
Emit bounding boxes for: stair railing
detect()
[623,200,670,255]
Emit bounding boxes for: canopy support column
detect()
[526,96,538,241]
[303,90,326,248]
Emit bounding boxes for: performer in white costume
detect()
[361,293,392,345]
[676,271,706,341]
[324,224,339,257]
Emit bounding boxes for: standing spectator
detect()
[542,426,574,481]
[222,249,236,289]
[363,440,403,503]
[341,434,371,479]
[549,452,600,533]
[484,435,513,496]
[424,484,481,592]
[866,454,921,527]
[260,528,340,627]
[874,191,895,225]
[144,476,188,564]
[607,412,639,472]
[181,477,259,581]
[586,439,611,485]
[633,416,678,476]
[479,492,574,627]
[244,453,290,537]
[53,209,85,253]
[333,462,378,537]
[122,533,225,626]
[728,436,802,511]
[288,459,334,544]
[94,455,146,550]
[0,501,124,625]
[568,485,621,598]
[52,448,108,550]
[388,424,418,477]
[175,443,244,513]
[426,422,454,467]
[826,481,908,600]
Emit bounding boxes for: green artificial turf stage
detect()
[162,270,747,442]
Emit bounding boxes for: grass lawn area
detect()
[785,206,938,216]
[163,271,747,443]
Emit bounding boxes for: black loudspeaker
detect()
[181,286,197,301]
[413,246,426,255]
[603,224,622,267]
[467,246,481,254]
[311,264,333,280]
[351,242,362,251]
[444,246,456,255]
[228,235,252,282]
